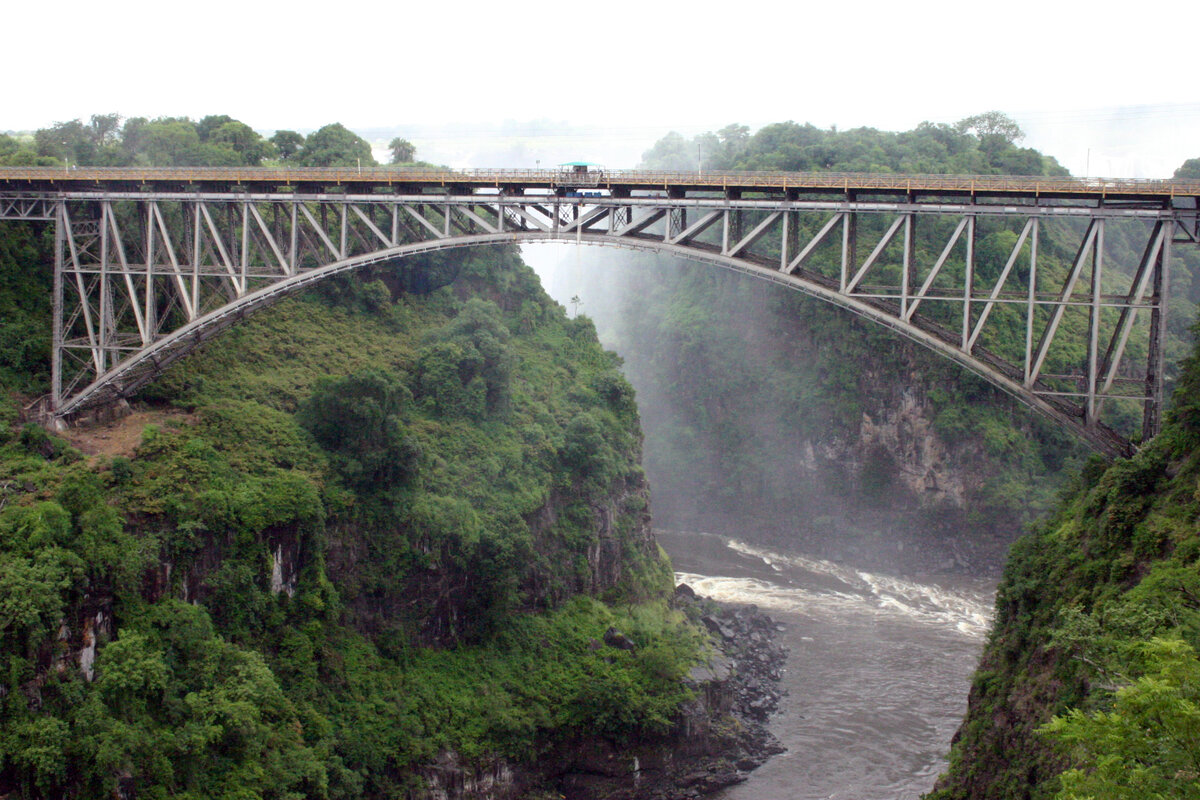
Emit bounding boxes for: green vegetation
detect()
[0,114,699,799]
[388,137,416,164]
[0,240,695,798]
[927,312,1200,799]
[5,109,1198,799]
[644,112,1066,176]
[296,123,376,168]
[1,113,378,168]
[1040,638,1200,800]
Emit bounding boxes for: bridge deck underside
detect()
[1,182,1191,458]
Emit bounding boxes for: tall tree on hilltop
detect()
[196,114,236,141]
[299,123,376,168]
[270,130,304,161]
[388,137,416,164]
[955,111,1025,143]
[1176,158,1200,180]
[209,120,275,165]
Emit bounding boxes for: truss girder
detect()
[4,189,1183,457]
[0,195,55,220]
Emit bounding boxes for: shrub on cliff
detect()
[297,368,420,494]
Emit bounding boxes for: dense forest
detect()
[0,115,704,798]
[0,114,415,169]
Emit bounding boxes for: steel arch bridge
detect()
[3,166,1199,457]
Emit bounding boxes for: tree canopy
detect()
[298,123,376,168]
[642,112,1060,176]
[2,115,387,170]
[1176,158,1200,180]
[388,137,416,164]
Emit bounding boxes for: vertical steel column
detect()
[51,200,65,410]
[339,204,348,260]
[191,201,201,315]
[99,202,111,372]
[1024,218,1039,383]
[779,210,789,269]
[961,215,975,349]
[901,214,913,318]
[1085,220,1105,424]
[781,210,799,272]
[1143,231,1171,439]
[241,201,251,290]
[840,211,855,292]
[289,202,298,273]
[144,202,156,341]
[272,203,283,257]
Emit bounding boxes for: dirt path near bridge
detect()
[63,408,194,460]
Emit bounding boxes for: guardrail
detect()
[1,166,1199,198]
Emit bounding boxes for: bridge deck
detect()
[2,167,1199,204]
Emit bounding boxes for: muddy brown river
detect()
[655,529,994,800]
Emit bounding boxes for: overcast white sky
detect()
[9,0,1199,178]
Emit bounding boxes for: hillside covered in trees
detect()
[0,115,710,799]
[928,315,1200,800]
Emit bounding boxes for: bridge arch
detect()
[56,227,1133,457]
[6,170,1183,456]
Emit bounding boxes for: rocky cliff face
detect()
[855,387,964,508]
[410,588,787,800]
[325,471,657,647]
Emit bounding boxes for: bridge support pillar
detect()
[51,200,64,412]
[1144,231,1170,440]
[840,210,856,291]
[1084,220,1105,426]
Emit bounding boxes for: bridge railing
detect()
[2,166,1200,199]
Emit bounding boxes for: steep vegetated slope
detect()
[0,116,714,799]
[928,319,1200,799]
[551,116,1199,572]
[0,230,703,799]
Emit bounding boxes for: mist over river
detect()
[655,530,994,800]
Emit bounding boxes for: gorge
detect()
[2,113,1199,800]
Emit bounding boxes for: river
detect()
[654,529,995,800]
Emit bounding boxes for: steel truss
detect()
[1,188,1186,457]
